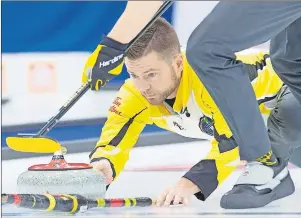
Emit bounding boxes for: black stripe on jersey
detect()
[244,54,270,82]
[109,108,146,147]
[213,126,238,153]
[89,145,105,159]
[257,94,278,106]
[183,160,218,201]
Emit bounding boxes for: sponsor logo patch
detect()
[109,97,122,115]
[199,116,214,136]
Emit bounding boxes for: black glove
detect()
[82,36,128,90]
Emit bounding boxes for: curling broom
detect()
[5,1,173,154]
[2,193,181,214]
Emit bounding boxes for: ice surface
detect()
[2,142,301,218]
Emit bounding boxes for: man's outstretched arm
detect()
[108,1,163,43]
[82,1,164,90]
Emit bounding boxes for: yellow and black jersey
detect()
[89,51,283,200]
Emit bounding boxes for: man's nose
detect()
[136,80,151,93]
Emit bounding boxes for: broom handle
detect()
[37,83,90,136]
[2,193,180,213]
[36,1,173,137]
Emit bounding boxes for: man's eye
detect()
[131,74,138,78]
[147,73,157,78]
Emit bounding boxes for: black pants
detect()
[186,2,301,160]
[268,86,301,168]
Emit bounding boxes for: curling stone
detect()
[17,149,106,199]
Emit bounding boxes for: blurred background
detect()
[2,1,267,160]
[2,4,299,217]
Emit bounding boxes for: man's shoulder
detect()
[120,79,143,99]
[113,79,149,112]
[106,80,152,124]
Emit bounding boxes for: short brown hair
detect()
[125,18,180,61]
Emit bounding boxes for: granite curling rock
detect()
[17,149,106,199]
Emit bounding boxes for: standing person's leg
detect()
[289,147,301,168]
[185,2,301,208]
[270,17,301,106]
[186,1,301,162]
[269,16,301,169]
[268,86,301,167]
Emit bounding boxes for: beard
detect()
[143,67,181,105]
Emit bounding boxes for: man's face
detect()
[125,52,183,105]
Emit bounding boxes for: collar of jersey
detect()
[172,54,192,113]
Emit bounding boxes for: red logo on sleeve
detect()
[109,97,122,115]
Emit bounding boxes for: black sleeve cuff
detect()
[100,35,128,51]
[90,157,117,179]
[89,145,105,159]
[182,175,205,201]
[182,159,219,201]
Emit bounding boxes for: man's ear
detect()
[174,53,183,73]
